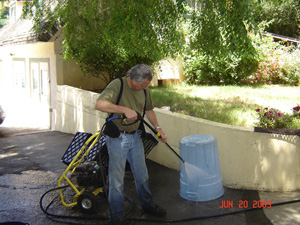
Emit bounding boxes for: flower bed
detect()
[255,106,300,129]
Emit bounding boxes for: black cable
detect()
[40,185,67,216]
[97,122,113,221]
[40,185,137,225]
[0,223,29,225]
[125,198,300,223]
[40,185,109,224]
[40,183,300,224]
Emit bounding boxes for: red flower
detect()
[276,112,282,117]
[255,109,261,112]
[293,106,300,111]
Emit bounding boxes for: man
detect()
[95,64,167,223]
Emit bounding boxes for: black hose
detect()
[40,185,109,224]
[126,198,300,223]
[97,122,113,221]
[0,223,29,225]
[40,185,300,224]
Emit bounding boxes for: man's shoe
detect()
[143,203,167,217]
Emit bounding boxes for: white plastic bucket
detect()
[179,135,224,201]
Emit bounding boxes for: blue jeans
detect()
[106,131,153,219]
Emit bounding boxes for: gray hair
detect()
[128,64,153,83]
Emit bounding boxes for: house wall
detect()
[52,31,108,92]
[0,41,57,129]
[55,85,300,192]
[153,57,185,86]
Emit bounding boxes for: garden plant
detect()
[255,106,300,129]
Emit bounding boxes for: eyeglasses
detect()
[137,82,148,89]
[132,79,149,90]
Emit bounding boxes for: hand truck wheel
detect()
[77,192,98,213]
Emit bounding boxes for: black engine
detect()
[75,161,106,187]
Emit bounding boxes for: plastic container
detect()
[179,135,224,201]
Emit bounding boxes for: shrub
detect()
[250,60,285,85]
[279,48,300,85]
[249,34,300,85]
[183,52,258,85]
[251,1,300,38]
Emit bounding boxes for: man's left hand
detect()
[156,128,167,143]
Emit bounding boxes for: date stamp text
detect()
[219,200,272,208]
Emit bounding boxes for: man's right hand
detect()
[96,100,138,121]
[124,108,138,122]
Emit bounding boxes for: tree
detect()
[183,0,260,84]
[251,0,300,38]
[23,0,288,86]
[23,0,185,84]
[188,0,260,58]
[0,0,9,28]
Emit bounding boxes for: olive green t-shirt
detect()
[97,77,154,131]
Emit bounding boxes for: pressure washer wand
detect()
[164,142,186,164]
[139,115,185,164]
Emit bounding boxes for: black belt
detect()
[119,130,136,134]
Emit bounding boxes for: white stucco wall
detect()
[55,85,300,191]
[0,42,57,129]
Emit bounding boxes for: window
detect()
[13,59,26,90]
[30,59,50,103]
[31,62,39,94]
[40,64,49,97]
[9,2,16,24]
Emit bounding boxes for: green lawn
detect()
[150,84,300,128]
